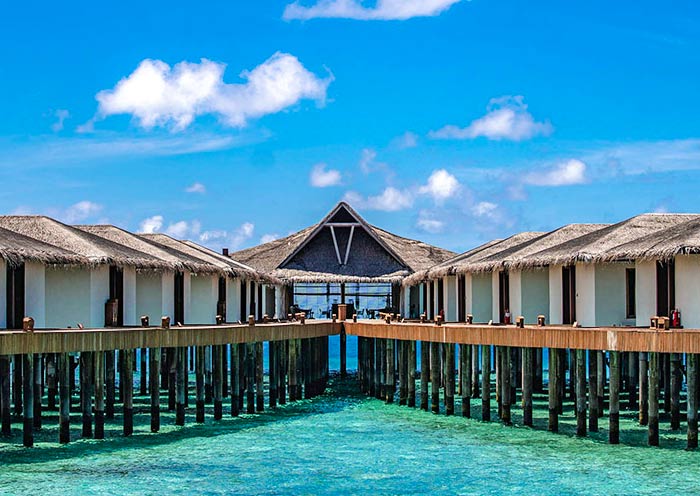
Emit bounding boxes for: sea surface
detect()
[0,335,697,495]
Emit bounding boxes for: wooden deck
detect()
[0,321,341,355]
[345,321,700,353]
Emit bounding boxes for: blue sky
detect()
[1,0,700,254]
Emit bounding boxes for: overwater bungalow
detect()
[230,202,455,320]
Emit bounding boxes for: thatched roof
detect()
[595,216,700,262]
[0,225,88,267]
[472,223,608,272]
[231,202,455,284]
[77,225,220,274]
[180,240,280,283]
[140,233,271,281]
[519,213,700,267]
[0,216,173,269]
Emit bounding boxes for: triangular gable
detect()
[278,202,408,271]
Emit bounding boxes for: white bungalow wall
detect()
[122,267,137,326]
[471,273,492,323]
[575,263,596,327]
[594,263,634,327]
[508,270,522,319]
[0,259,5,328]
[162,271,175,319]
[275,284,284,319]
[464,273,473,315]
[89,265,110,328]
[445,275,457,322]
[491,271,499,322]
[24,262,46,328]
[520,269,549,324]
[548,265,563,324]
[675,255,700,328]
[636,260,656,327]
[45,266,91,329]
[135,271,163,324]
[189,273,216,324]
[226,278,241,323]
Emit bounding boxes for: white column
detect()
[122,266,137,326]
[575,263,596,327]
[161,271,175,320]
[491,271,500,322]
[548,265,563,325]
[636,260,656,327]
[275,284,283,319]
[675,255,700,328]
[183,270,191,324]
[24,262,46,329]
[509,270,522,319]
[445,275,457,322]
[465,273,473,315]
[89,265,110,328]
[227,278,241,323]
[0,259,6,328]
[261,284,268,317]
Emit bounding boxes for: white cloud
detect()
[419,169,460,203]
[416,211,445,233]
[62,201,103,223]
[199,222,255,250]
[344,187,413,211]
[51,109,70,132]
[394,131,418,149]
[523,159,588,187]
[260,233,280,244]
[185,182,206,194]
[165,219,201,239]
[472,201,498,218]
[429,95,553,141]
[138,215,164,234]
[93,52,332,131]
[359,148,378,174]
[309,163,342,187]
[283,0,462,20]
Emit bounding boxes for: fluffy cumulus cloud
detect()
[344,187,413,212]
[416,210,445,233]
[309,163,342,187]
[418,169,460,203]
[200,222,255,250]
[471,201,499,218]
[523,159,588,187]
[283,0,462,20]
[93,52,332,131]
[430,95,553,141]
[185,182,206,194]
[137,215,202,238]
[138,215,164,234]
[62,201,103,223]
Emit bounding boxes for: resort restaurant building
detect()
[231,202,455,320]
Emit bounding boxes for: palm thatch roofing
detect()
[594,215,700,262]
[76,225,221,274]
[0,216,174,270]
[140,233,271,281]
[180,239,280,283]
[403,232,545,285]
[519,213,700,268]
[0,225,88,267]
[230,202,456,284]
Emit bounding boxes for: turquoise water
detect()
[0,376,698,495]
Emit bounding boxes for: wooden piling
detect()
[13,355,22,419]
[140,348,147,396]
[23,354,34,447]
[471,345,480,398]
[501,346,511,425]
[59,353,70,444]
[340,325,347,378]
[33,354,42,430]
[430,342,440,414]
[445,343,455,416]
[294,339,303,401]
[596,350,605,416]
[176,346,186,426]
[589,349,599,432]
[609,351,621,445]
[47,354,57,411]
[386,338,395,404]
[105,350,115,420]
[122,349,134,436]
[408,341,416,408]
[1,355,10,435]
[460,344,472,418]
[575,349,586,437]
[670,352,681,430]
[398,341,407,406]
[269,340,278,408]
[230,344,240,416]
[214,344,224,420]
[687,353,698,450]
[420,342,429,410]
[649,351,659,446]
[481,345,491,422]
[94,351,105,439]
[548,348,558,432]
[149,347,161,432]
[639,352,648,426]
[287,341,296,404]
[522,347,533,426]
[80,351,94,438]
[255,342,264,412]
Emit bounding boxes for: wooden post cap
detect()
[216,315,224,325]
[466,314,473,324]
[140,315,149,327]
[435,315,443,326]
[650,316,659,329]
[161,316,170,329]
[248,315,255,326]
[420,313,426,324]
[516,316,525,328]
[22,317,34,332]
[537,315,546,326]
[352,314,357,323]
[263,314,270,324]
